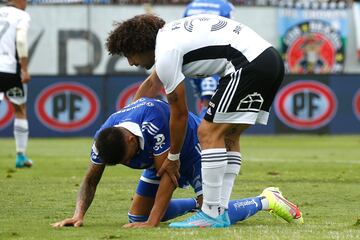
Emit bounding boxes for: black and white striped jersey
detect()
[155,14,271,94]
[0,6,30,74]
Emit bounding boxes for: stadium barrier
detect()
[0,74,359,137]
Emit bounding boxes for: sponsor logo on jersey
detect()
[275,80,337,130]
[283,20,344,73]
[117,82,166,110]
[353,89,360,121]
[0,98,14,129]
[36,82,99,131]
[153,134,165,151]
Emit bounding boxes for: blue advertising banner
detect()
[106,75,199,118]
[105,75,147,120]
[278,5,348,74]
[0,97,15,135]
[0,76,104,137]
[329,75,360,133]
[274,74,360,133]
[0,74,359,137]
[274,75,333,133]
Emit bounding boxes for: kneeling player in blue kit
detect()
[52,98,303,228]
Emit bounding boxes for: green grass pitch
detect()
[0,135,360,240]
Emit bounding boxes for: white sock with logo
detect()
[14,118,29,153]
[201,148,227,218]
[220,151,241,213]
[260,196,269,210]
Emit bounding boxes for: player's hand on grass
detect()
[122,221,156,228]
[51,217,83,228]
[157,159,180,187]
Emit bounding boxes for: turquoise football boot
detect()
[169,211,230,228]
[15,153,33,168]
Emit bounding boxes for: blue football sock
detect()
[228,197,263,224]
[161,198,197,221]
[128,212,148,223]
[128,198,197,223]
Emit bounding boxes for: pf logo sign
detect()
[275,81,337,130]
[0,97,15,130]
[116,83,142,110]
[354,89,360,121]
[36,82,99,131]
[116,82,166,110]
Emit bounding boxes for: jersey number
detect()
[183,17,227,32]
[0,20,10,41]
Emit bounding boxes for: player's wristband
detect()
[168,153,180,161]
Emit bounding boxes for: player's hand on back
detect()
[51,217,83,228]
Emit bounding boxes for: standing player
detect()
[106,14,286,227]
[183,0,234,118]
[51,98,303,228]
[0,0,32,168]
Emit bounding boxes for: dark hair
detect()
[106,14,165,56]
[95,127,127,165]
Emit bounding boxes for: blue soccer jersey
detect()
[90,98,202,194]
[189,75,219,101]
[183,0,234,18]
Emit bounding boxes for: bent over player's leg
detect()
[220,125,249,220]
[170,121,236,228]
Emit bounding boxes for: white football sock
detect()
[201,148,227,218]
[220,151,241,212]
[261,196,269,210]
[14,118,29,153]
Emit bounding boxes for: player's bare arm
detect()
[74,163,105,219]
[157,82,188,186]
[16,27,30,83]
[123,151,176,228]
[19,57,30,83]
[51,163,105,228]
[132,70,163,102]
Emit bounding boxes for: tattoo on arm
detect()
[74,165,104,217]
